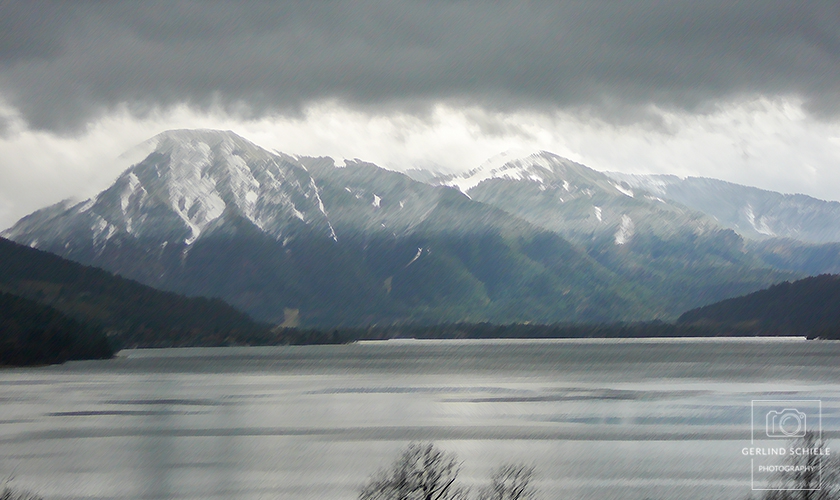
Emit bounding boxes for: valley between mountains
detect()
[4,129,839,333]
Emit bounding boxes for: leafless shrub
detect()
[762,432,838,500]
[477,463,537,500]
[0,486,43,500]
[359,442,465,500]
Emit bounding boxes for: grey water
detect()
[1,338,839,500]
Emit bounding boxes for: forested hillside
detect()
[0,291,112,366]
[678,274,840,338]
[0,237,272,348]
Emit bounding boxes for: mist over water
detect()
[1,339,839,500]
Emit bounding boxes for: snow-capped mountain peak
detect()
[435,150,578,192]
[3,129,336,250]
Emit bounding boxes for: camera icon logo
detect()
[766,408,807,438]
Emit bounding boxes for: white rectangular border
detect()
[750,399,823,491]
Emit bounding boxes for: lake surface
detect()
[1,338,839,500]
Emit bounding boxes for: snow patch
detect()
[614,215,635,245]
[603,172,680,196]
[612,183,634,197]
[405,248,423,267]
[91,219,107,236]
[121,173,141,213]
[439,151,568,192]
[76,198,96,213]
[744,205,776,236]
[183,221,202,245]
[92,218,117,248]
[310,178,337,241]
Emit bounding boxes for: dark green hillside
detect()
[678,274,840,338]
[588,229,795,316]
[461,161,794,318]
[0,237,271,347]
[296,159,656,325]
[1,291,112,366]
[174,224,655,327]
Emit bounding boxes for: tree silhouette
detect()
[762,432,838,500]
[359,443,466,500]
[478,463,537,500]
[359,443,539,500]
[0,485,43,500]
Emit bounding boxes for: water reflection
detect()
[0,339,837,499]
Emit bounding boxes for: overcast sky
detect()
[1,1,839,230]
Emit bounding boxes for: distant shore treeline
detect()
[270,320,812,346]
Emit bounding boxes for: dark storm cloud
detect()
[1,1,839,130]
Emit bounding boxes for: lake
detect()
[1,338,839,500]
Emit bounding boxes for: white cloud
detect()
[2,97,840,231]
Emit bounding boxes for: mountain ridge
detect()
[2,130,810,327]
[605,172,840,244]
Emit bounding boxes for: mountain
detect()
[3,131,656,326]
[0,236,270,347]
[6,129,334,274]
[433,151,715,243]
[427,151,793,315]
[605,173,840,244]
[305,157,657,323]
[1,291,112,366]
[747,238,840,276]
[678,274,840,338]
[2,130,356,324]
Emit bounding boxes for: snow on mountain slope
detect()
[1,132,796,325]
[430,150,717,245]
[3,130,336,251]
[301,157,479,239]
[435,150,615,195]
[606,173,840,244]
